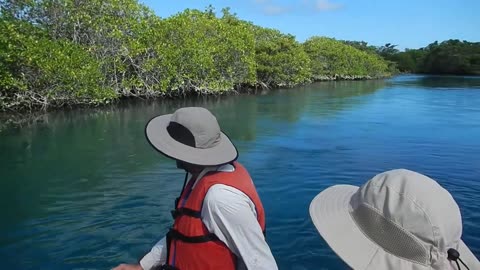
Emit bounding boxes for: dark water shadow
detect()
[389,74,480,90]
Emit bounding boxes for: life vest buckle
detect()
[160,264,179,270]
[170,209,179,219]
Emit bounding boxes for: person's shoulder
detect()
[204,184,247,203]
[203,184,254,213]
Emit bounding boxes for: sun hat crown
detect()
[350,169,462,265]
[169,107,221,149]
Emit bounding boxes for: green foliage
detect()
[253,26,311,87]
[157,8,256,93]
[0,1,395,112]
[303,37,390,79]
[376,43,400,58]
[36,0,166,94]
[418,40,480,75]
[387,49,425,72]
[0,18,114,110]
[383,40,480,74]
[340,40,378,54]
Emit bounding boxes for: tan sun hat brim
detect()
[145,114,238,166]
[309,185,480,270]
[458,240,480,269]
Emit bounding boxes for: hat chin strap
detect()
[181,172,189,193]
[174,172,189,208]
[447,248,470,270]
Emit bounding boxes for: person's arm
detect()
[111,264,142,270]
[112,237,167,270]
[201,184,278,270]
[139,237,167,270]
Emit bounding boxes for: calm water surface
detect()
[1,75,479,269]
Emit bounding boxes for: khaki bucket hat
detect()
[309,169,479,270]
[145,107,238,166]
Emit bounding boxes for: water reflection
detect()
[303,80,386,117]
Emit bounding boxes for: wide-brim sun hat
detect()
[309,169,480,270]
[145,107,238,166]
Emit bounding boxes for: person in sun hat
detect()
[309,169,479,270]
[113,107,278,270]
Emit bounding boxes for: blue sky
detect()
[140,0,479,50]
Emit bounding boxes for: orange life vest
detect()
[162,162,266,270]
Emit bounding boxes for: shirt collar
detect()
[191,163,235,189]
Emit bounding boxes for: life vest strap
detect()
[167,228,219,243]
[171,207,202,219]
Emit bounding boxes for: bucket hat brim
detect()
[309,185,480,270]
[145,114,238,166]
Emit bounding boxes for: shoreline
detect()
[0,74,390,115]
[0,76,390,132]
[2,73,479,133]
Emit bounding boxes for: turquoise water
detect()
[1,75,479,269]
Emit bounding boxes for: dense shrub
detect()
[303,37,390,80]
[0,1,393,111]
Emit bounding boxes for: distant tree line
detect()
[0,0,391,111]
[342,40,480,75]
[2,1,477,112]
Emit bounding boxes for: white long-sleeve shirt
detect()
[139,164,278,270]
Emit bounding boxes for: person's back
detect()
[309,169,480,270]
[162,161,268,270]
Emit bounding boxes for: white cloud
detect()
[253,0,342,15]
[263,4,291,15]
[315,0,343,11]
